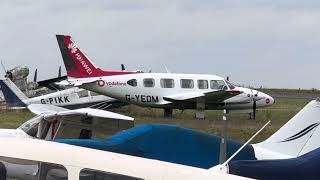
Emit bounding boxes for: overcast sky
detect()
[0,0,319,89]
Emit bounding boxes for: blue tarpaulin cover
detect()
[229,147,320,180]
[55,124,256,168]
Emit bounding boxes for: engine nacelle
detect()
[5,66,29,81]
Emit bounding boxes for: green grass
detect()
[0,97,311,143]
[0,109,33,129]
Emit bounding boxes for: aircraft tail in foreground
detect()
[0,79,28,107]
[255,99,320,158]
[56,35,138,79]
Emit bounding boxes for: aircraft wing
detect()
[67,78,101,86]
[37,76,67,90]
[27,104,134,121]
[163,90,242,104]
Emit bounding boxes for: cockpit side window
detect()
[210,80,228,90]
[127,79,137,87]
[18,117,41,137]
[226,81,236,89]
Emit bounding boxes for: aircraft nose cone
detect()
[265,95,275,106]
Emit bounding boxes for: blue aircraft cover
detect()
[229,147,320,180]
[54,124,256,169]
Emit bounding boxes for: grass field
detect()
[0,97,310,144]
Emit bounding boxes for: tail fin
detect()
[56,35,138,78]
[0,79,28,107]
[256,100,320,157]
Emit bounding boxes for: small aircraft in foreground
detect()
[0,138,252,180]
[0,78,126,110]
[55,99,320,168]
[56,35,275,119]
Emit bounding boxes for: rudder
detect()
[56,35,140,79]
[0,79,28,107]
[256,100,320,157]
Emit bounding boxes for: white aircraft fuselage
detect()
[25,87,120,109]
[79,73,274,110]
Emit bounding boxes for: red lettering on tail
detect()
[57,35,142,78]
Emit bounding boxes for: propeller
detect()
[33,69,38,82]
[121,64,125,71]
[250,90,261,120]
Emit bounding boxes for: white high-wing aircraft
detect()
[0,103,134,140]
[0,138,252,180]
[0,78,126,110]
[56,35,275,119]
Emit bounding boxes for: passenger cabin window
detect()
[0,157,68,180]
[180,79,194,89]
[160,79,174,88]
[211,80,228,90]
[198,80,208,89]
[78,90,89,98]
[127,79,137,87]
[80,169,143,180]
[143,78,155,87]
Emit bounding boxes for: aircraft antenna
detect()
[121,64,125,71]
[221,120,271,167]
[164,65,171,73]
[33,69,38,82]
[1,60,7,73]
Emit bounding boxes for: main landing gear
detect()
[195,97,205,120]
[164,108,173,118]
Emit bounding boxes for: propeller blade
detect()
[253,100,257,120]
[33,69,38,82]
[58,66,62,77]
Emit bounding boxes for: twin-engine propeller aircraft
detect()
[0,78,126,110]
[56,35,275,119]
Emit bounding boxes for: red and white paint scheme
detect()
[56,35,275,117]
